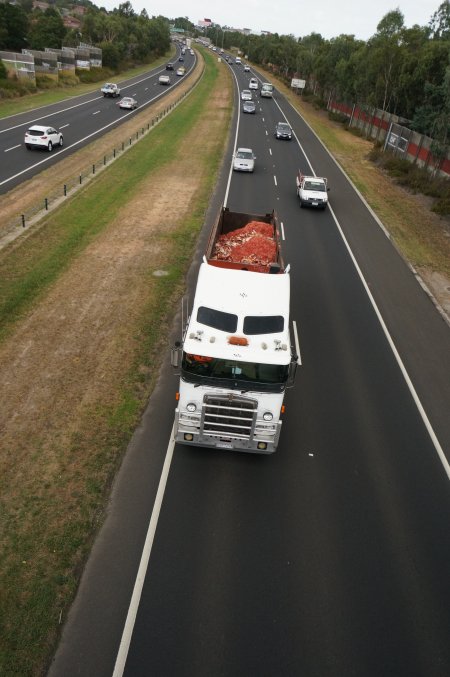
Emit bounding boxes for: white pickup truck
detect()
[296,171,329,209]
[101,82,121,97]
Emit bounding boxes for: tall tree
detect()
[29,8,66,50]
[0,3,29,51]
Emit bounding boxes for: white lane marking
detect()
[293,320,302,365]
[0,68,171,132]
[223,67,243,207]
[59,124,70,129]
[265,130,268,135]
[4,144,21,152]
[269,148,272,155]
[274,175,277,186]
[280,221,285,240]
[271,91,448,476]
[330,201,450,480]
[0,77,186,189]
[262,117,265,122]
[92,110,101,115]
[112,426,176,676]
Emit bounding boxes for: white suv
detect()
[249,78,258,90]
[24,125,63,151]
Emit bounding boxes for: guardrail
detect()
[1,62,205,247]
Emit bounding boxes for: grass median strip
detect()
[0,49,232,677]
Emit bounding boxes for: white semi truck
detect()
[171,208,300,454]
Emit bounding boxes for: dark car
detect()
[166,62,174,70]
[243,100,256,114]
[178,56,184,62]
[275,121,292,140]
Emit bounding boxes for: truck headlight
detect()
[263,411,273,421]
[186,402,197,412]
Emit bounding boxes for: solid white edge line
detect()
[0,67,173,133]
[293,320,302,365]
[328,203,450,480]
[223,67,242,207]
[0,71,198,189]
[270,89,449,478]
[280,221,285,241]
[112,425,176,676]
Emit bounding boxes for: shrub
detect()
[0,78,37,98]
[35,75,59,90]
[58,73,80,87]
[76,67,115,83]
[328,111,349,124]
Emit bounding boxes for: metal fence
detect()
[2,65,204,245]
[327,97,450,177]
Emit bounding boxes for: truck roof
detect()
[184,263,291,365]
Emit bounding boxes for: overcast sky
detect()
[98,1,443,40]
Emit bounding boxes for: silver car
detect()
[241,89,252,101]
[119,97,137,110]
[243,100,256,114]
[233,148,256,172]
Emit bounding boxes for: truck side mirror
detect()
[287,360,298,387]
[171,343,181,368]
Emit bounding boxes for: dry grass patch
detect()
[0,51,232,676]
[0,57,204,241]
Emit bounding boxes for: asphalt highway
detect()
[49,56,450,677]
[0,47,194,193]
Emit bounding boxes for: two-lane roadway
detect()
[0,48,195,193]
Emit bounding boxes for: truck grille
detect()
[202,394,257,440]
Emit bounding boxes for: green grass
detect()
[0,48,232,677]
[0,56,215,342]
[0,51,175,120]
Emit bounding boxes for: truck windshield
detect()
[182,353,289,392]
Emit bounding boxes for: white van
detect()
[235,57,241,64]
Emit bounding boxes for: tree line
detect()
[0,0,170,70]
[202,2,450,142]
[1,0,449,143]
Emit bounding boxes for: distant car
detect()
[275,121,292,140]
[249,78,258,90]
[235,57,241,64]
[166,62,174,70]
[233,147,256,172]
[24,125,63,151]
[190,49,194,55]
[242,100,256,114]
[119,96,137,110]
[159,74,171,85]
[178,56,184,62]
[244,64,250,72]
[176,67,186,76]
[241,89,252,101]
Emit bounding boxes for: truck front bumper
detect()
[174,410,281,454]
